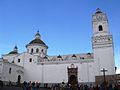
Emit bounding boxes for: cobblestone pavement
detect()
[0,86,51,90]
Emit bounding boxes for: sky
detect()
[0,0,120,72]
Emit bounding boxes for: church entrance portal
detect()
[69,75,77,85]
[67,64,78,89]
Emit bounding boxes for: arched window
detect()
[9,68,11,74]
[31,48,33,53]
[36,48,39,53]
[17,75,21,84]
[98,25,103,31]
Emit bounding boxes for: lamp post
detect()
[101,68,108,90]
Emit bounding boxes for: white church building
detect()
[0,9,116,85]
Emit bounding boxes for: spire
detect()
[35,30,41,39]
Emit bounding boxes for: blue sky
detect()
[0,0,120,69]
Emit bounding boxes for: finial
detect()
[96,8,100,11]
[35,30,41,39]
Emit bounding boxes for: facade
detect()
[0,9,116,85]
[0,58,24,85]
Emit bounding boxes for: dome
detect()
[26,31,48,48]
[29,38,46,45]
[9,51,18,54]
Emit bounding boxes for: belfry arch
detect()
[98,25,103,31]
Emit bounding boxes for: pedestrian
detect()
[32,82,35,90]
[23,81,27,90]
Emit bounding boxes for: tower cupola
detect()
[28,31,46,45]
[35,30,41,39]
[95,8,103,14]
[14,45,18,52]
[92,8,109,36]
[9,45,18,54]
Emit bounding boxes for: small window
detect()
[29,58,32,62]
[36,48,39,53]
[98,25,103,31]
[31,48,33,53]
[9,68,11,74]
[18,59,20,63]
[80,57,84,59]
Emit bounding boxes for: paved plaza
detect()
[0,86,51,90]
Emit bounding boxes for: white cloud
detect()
[116,68,120,74]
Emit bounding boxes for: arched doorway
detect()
[69,75,77,86]
[67,64,78,88]
[17,75,21,84]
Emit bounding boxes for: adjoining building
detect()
[0,9,117,86]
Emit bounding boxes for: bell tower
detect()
[92,8,115,76]
[92,8,109,36]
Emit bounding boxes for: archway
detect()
[69,75,77,86]
[98,25,103,31]
[17,75,21,84]
[67,64,78,88]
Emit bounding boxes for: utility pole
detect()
[101,68,108,90]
